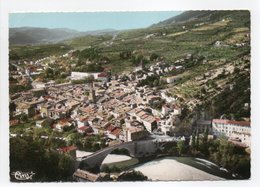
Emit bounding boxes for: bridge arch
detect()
[78,140,159,171]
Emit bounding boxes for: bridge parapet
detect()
[78,139,159,170]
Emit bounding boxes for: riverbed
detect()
[76,150,231,181]
[133,157,228,181]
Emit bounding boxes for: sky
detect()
[9,11,182,31]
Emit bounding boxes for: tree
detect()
[191,130,196,148]
[177,140,186,155]
[9,102,16,115]
[79,48,100,62]
[44,68,54,79]
[117,170,148,181]
[20,113,28,122]
[153,79,159,87]
[101,164,110,173]
[234,67,240,74]
[119,51,132,59]
[201,86,207,94]
[234,157,250,179]
[150,53,159,61]
[58,154,74,179]
[203,126,209,143]
[121,75,129,82]
[198,127,210,156]
[195,129,199,149]
[10,137,29,170]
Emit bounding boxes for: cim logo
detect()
[11,171,35,181]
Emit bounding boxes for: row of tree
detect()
[190,129,250,179]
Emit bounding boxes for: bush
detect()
[117,170,148,181]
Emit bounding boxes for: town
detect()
[9,49,250,181]
[8,10,251,182]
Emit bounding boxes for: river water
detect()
[133,157,231,181]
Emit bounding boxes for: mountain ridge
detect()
[9,27,119,45]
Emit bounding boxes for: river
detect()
[77,150,233,181]
[133,157,232,181]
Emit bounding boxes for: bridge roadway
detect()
[77,136,176,170]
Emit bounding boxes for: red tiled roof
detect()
[10,119,19,126]
[78,126,92,132]
[73,169,99,182]
[212,119,250,127]
[111,128,121,136]
[78,126,88,131]
[79,116,88,122]
[98,72,107,77]
[155,118,161,122]
[106,124,115,132]
[59,118,70,124]
[57,145,77,153]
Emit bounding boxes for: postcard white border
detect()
[1,0,260,187]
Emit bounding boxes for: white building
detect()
[35,120,44,128]
[71,72,108,82]
[161,105,171,116]
[71,72,99,80]
[166,75,182,84]
[212,119,251,147]
[32,82,46,89]
[160,92,176,103]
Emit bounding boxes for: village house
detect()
[160,91,176,103]
[127,108,157,132]
[162,104,172,116]
[48,103,71,120]
[160,123,173,135]
[71,71,108,82]
[16,103,35,118]
[124,126,148,142]
[104,124,122,140]
[166,75,182,84]
[55,119,74,131]
[57,145,77,158]
[77,125,93,134]
[77,115,89,128]
[73,169,100,182]
[212,119,251,147]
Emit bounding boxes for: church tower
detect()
[88,82,96,103]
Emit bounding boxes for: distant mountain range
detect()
[9,27,119,45]
[9,10,250,45]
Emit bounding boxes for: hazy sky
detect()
[9,11,182,31]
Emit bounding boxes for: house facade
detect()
[212,119,251,147]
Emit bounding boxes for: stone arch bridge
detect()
[76,138,176,170]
